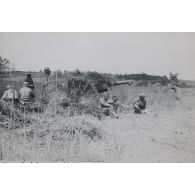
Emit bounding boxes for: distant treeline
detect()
[0,70,163,81]
[115,73,162,81]
[0,71,43,78]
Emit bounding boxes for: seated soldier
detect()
[99,92,119,118]
[108,96,121,114]
[1,85,19,104]
[19,81,35,105]
[133,93,146,114]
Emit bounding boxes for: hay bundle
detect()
[73,97,103,119]
[44,90,104,119]
[0,101,32,126]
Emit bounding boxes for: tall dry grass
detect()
[110,84,194,111]
[0,84,195,162]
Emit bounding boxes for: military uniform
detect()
[99,92,119,118]
[108,96,120,114]
[25,73,34,89]
[1,88,19,103]
[133,94,146,114]
[19,86,35,104]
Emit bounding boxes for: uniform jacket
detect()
[19,87,35,102]
[1,89,19,101]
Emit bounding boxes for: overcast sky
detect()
[0,32,194,80]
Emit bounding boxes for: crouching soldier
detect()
[1,85,19,104]
[133,93,146,114]
[108,96,121,114]
[19,81,35,105]
[99,92,119,118]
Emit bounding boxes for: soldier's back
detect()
[19,87,34,102]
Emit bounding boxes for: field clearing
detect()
[0,82,195,162]
[102,109,195,162]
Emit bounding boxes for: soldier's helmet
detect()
[139,93,145,98]
[6,85,11,90]
[23,81,29,86]
[113,96,118,100]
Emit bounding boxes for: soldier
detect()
[108,96,121,114]
[99,91,119,118]
[19,81,35,105]
[25,72,34,89]
[133,93,146,114]
[1,85,19,104]
[97,80,134,117]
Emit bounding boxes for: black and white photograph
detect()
[1,0,195,195]
[0,32,195,162]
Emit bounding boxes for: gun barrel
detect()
[113,80,134,86]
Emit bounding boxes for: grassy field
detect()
[0,79,195,162]
[0,77,46,98]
